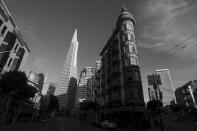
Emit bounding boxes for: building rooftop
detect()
[0,0,30,53]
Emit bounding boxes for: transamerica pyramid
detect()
[54,29,78,109]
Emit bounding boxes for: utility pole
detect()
[188,85,197,108]
[148,73,164,131]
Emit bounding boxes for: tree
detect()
[169,103,187,112]
[79,101,99,111]
[147,100,163,111]
[20,84,38,100]
[48,94,59,112]
[0,71,27,95]
[0,71,37,100]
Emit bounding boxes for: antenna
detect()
[121,0,125,8]
[121,0,127,11]
[121,0,125,7]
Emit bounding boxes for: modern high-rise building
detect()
[75,67,94,107]
[41,73,49,95]
[54,29,78,109]
[0,0,30,73]
[47,83,57,95]
[99,6,145,127]
[37,73,45,92]
[156,69,176,105]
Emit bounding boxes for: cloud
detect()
[137,0,197,58]
[34,58,47,69]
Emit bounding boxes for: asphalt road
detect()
[1,116,197,131]
[0,117,109,131]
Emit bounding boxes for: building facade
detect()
[75,67,94,107]
[175,80,197,108]
[0,0,30,73]
[27,71,39,90]
[156,69,176,105]
[37,73,45,92]
[86,61,101,104]
[99,6,145,127]
[54,29,78,109]
[47,83,57,95]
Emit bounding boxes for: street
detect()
[0,115,197,131]
[0,117,110,131]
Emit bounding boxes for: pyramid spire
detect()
[71,29,77,43]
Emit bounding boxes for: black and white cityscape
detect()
[0,0,197,131]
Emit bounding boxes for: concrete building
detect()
[41,72,48,95]
[75,67,94,107]
[0,0,30,73]
[175,80,197,108]
[27,71,39,90]
[86,61,101,104]
[54,29,78,109]
[156,69,176,105]
[37,73,45,92]
[99,6,145,127]
[47,83,57,95]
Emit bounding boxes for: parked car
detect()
[100,120,117,129]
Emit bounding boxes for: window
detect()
[124,58,130,67]
[122,35,126,42]
[127,33,134,41]
[133,71,140,81]
[127,33,131,40]
[129,57,134,65]
[14,43,19,51]
[121,24,126,31]
[129,44,136,53]
[82,71,86,77]
[0,19,3,27]
[133,57,138,65]
[126,24,132,30]
[7,58,13,67]
[1,25,7,35]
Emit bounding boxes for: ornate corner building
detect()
[99,6,145,127]
[0,0,30,73]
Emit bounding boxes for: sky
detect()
[4,0,197,101]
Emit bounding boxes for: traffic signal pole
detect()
[153,73,164,131]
